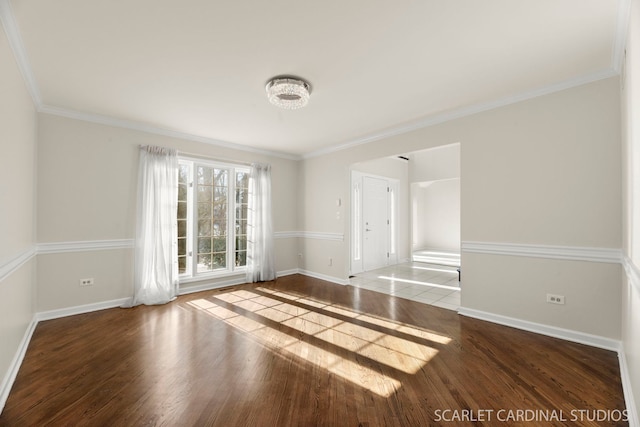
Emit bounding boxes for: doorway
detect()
[409,143,460,266]
[351,171,398,275]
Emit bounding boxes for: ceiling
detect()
[3,0,626,158]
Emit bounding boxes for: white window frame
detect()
[178,157,250,283]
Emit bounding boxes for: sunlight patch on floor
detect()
[410,265,459,274]
[187,287,453,397]
[188,298,401,397]
[377,276,460,291]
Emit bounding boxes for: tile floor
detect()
[349,262,461,311]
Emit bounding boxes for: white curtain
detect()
[129,145,179,306]
[246,163,275,282]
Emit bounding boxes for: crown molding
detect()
[461,241,622,264]
[302,68,618,159]
[38,105,301,161]
[39,67,618,163]
[0,0,41,106]
[0,0,300,161]
[1,0,628,161]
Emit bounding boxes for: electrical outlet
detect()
[80,278,94,286]
[546,294,565,305]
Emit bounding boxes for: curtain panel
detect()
[246,163,275,282]
[128,145,179,306]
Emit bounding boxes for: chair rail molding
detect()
[274,231,344,241]
[623,256,640,293]
[0,246,37,283]
[461,241,622,264]
[37,239,135,254]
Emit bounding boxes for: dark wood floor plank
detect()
[0,274,628,426]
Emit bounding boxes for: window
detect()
[178,159,250,279]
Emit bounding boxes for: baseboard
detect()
[276,269,299,278]
[618,344,640,427]
[458,307,620,351]
[36,298,132,322]
[458,308,640,420]
[3,281,635,420]
[0,315,38,414]
[298,269,349,286]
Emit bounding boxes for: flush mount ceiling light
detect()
[266,77,311,109]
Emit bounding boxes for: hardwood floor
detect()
[0,274,628,426]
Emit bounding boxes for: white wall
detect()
[36,114,299,311]
[0,20,37,410]
[621,0,640,417]
[298,77,621,339]
[411,179,460,252]
[409,143,460,252]
[409,143,460,183]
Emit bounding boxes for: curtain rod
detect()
[139,145,254,167]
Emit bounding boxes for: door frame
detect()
[350,171,399,275]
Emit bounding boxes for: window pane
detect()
[214,186,227,201]
[236,204,248,220]
[197,166,213,185]
[197,254,212,272]
[213,202,226,218]
[236,236,247,251]
[212,253,226,269]
[198,220,211,237]
[235,219,247,236]
[198,186,212,203]
[214,169,228,187]
[179,165,189,184]
[178,184,187,201]
[236,188,248,204]
[236,171,249,188]
[198,203,212,219]
[213,238,226,252]
[178,238,186,256]
[198,237,211,253]
[178,220,187,237]
[178,256,186,274]
[177,201,187,219]
[213,219,227,236]
[235,251,246,267]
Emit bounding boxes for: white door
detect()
[363,176,389,271]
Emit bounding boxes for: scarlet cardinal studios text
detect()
[433,408,628,423]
